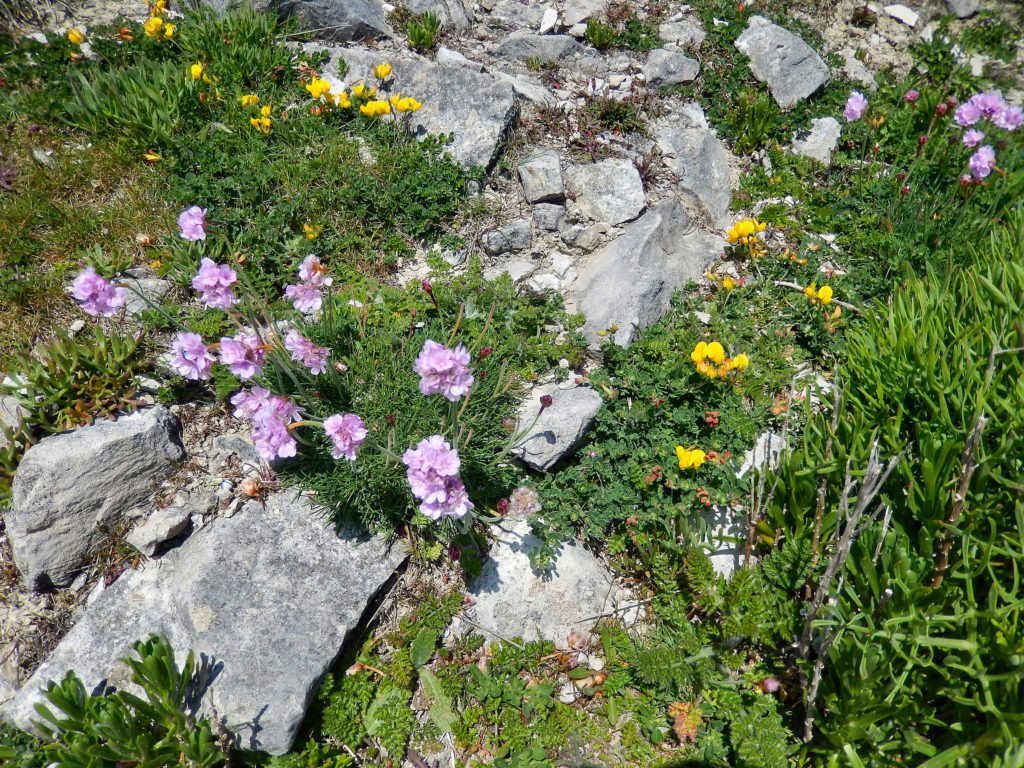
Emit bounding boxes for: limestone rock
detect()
[121,276,174,317]
[735,16,830,109]
[572,198,720,347]
[642,49,700,87]
[533,203,566,231]
[789,117,841,164]
[562,0,605,26]
[496,31,583,63]
[512,383,602,471]
[518,151,564,203]
[0,493,406,755]
[126,506,191,556]
[884,4,919,27]
[456,519,616,647]
[5,407,185,590]
[0,395,26,451]
[945,0,978,18]
[404,0,470,29]
[279,0,392,42]
[484,258,537,282]
[658,18,705,50]
[482,219,533,256]
[564,158,645,226]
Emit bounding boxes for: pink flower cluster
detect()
[178,206,208,241]
[231,387,301,461]
[324,413,367,461]
[170,332,215,380]
[414,340,474,402]
[192,258,238,310]
[285,256,331,313]
[843,91,868,122]
[284,329,329,374]
[402,435,474,520]
[954,91,1023,131]
[71,267,127,317]
[219,329,265,380]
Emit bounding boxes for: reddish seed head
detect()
[872,142,880,154]
[496,498,510,515]
[946,96,958,107]
[386,413,396,426]
[479,346,493,360]
[901,185,910,195]
[421,279,433,294]
[896,171,906,182]
[959,174,972,186]
[447,544,461,561]
[935,102,948,116]
[918,135,928,146]
[540,394,553,409]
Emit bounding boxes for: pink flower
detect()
[219,329,265,380]
[297,255,333,287]
[230,386,273,419]
[962,129,985,147]
[402,435,473,521]
[903,89,919,103]
[231,388,301,461]
[192,258,238,310]
[414,339,474,402]
[284,329,329,374]
[843,91,868,122]
[954,101,982,126]
[971,91,1007,119]
[968,145,996,180]
[285,282,323,313]
[323,413,368,461]
[993,104,1023,131]
[178,206,208,241]
[71,266,127,317]
[170,332,215,380]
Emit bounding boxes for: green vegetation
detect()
[407,11,442,55]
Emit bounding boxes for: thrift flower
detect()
[843,91,868,122]
[285,282,324,313]
[993,104,1023,131]
[403,435,474,521]
[954,101,982,126]
[231,387,273,419]
[240,93,259,107]
[323,413,368,461]
[373,62,393,79]
[248,395,301,461]
[968,145,996,180]
[414,340,474,401]
[72,266,127,317]
[963,129,985,147]
[284,329,329,374]
[170,332,215,380]
[219,330,265,380]
[297,255,332,287]
[903,89,919,103]
[972,91,1007,119]
[67,28,85,44]
[178,205,208,241]
[191,257,238,310]
[191,62,204,80]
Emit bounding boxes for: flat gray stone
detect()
[496,32,583,63]
[658,18,705,50]
[564,158,645,225]
[404,0,470,28]
[654,104,733,227]
[484,258,537,282]
[0,493,405,755]
[562,0,605,26]
[884,3,919,27]
[518,151,564,203]
[512,383,602,471]
[572,198,721,347]
[455,519,615,647]
[121,276,174,317]
[642,49,700,86]
[790,117,841,164]
[492,71,557,106]
[482,218,533,256]
[735,16,830,109]
[945,0,979,18]
[4,407,185,590]
[279,0,392,41]
[533,203,566,231]
[324,47,518,169]
[126,506,191,556]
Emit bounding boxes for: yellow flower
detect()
[240,93,259,107]
[804,282,817,300]
[149,0,167,13]
[305,76,331,99]
[143,16,163,37]
[676,446,706,470]
[142,150,161,162]
[260,104,272,117]
[690,341,708,364]
[359,99,391,117]
[373,62,392,79]
[334,90,352,108]
[395,95,422,112]
[67,28,85,45]
[191,62,204,80]
[250,115,272,132]
[303,223,321,240]
[722,275,735,291]
[731,353,749,370]
[706,341,725,365]
[726,217,767,247]
[163,22,174,38]
[817,285,833,305]
[352,82,376,98]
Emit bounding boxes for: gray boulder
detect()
[564,158,646,225]
[533,203,566,231]
[790,117,841,164]
[482,219,533,256]
[734,16,830,108]
[0,493,406,755]
[512,383,602,471]
[653,104,733,227]
[325,47,517,169]
[404,0,470,28]
[455,519,617,647]
[945,0,979,17]
[658,18,705,50]
[562,0,605,26]
[496,32,583,63]
[4,407,185,590]
[642,49,700,86]
[278,0,392,42]
[518,151,564,203]
[572,198,720,347]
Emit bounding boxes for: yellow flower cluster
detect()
[303,223,321,240]
[191,62,204,80]
[390,93,422,113]
[726,218,767,246]
[144,14,174,40]
[676,446,706,470]
[304,67,422,120]
[240,93,259,107]
[359,99,391,117]
[250,105,273,133]
[373,62,392,80]
[804,283,834,305]
[690,341,749,379]
[67,28,85,45]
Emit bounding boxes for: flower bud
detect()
[918,135,928,146]
[496,498,510,515]
[447,544,461,561]
[540,394,553,409]
[900,185,910,195]
[903,89,919,103]
[760,677,781,694]
[421,279,433,294]
[386,413,396,426]
[935,102,948,116]
[478,346,493,360]
[896,171,906,182]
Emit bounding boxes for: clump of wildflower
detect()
[690,341,749,379]
[726,218,766,248]
[250,105,272,132]
[352,83,376,98]
[219,329,265,380]
[230,386,273,419]
[284,329,329,374]
[178,205,208,241]
[170,332,215,380]
[508,486,541,518]
[231,387,302,460]
[323,413,368,461]
[285,282,324,313]
[390,94,422,113]
[359,99,391,117]
[240,93,259,107]
[192,257,238,309]
[143,15,173,40]
[843,91,868,122]
[675,446,706,470]
[72,266,127,317]
[414,340,474,401]
[303,223,321,240]
[968,145,996,180]
[373,62,393,80]
[297,255,332,287]
[403,435,474,520]
[804,283,833,305]
[305,76,332,99]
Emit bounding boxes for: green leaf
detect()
[418,669,457,735]
[410,628,437,668]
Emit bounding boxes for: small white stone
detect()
[558,681,578,703]
[539,7,558,34]
[884,4,919,26]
